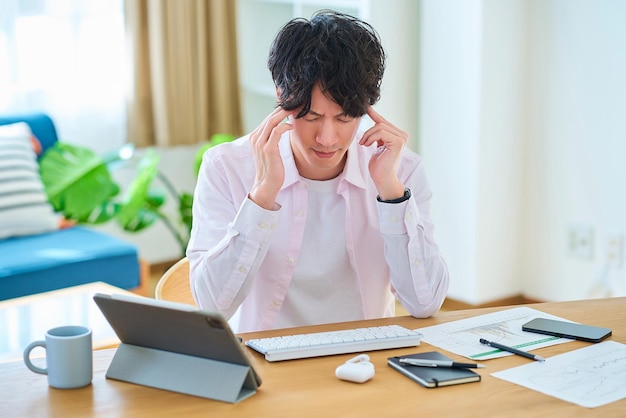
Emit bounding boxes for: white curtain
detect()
[0,0,127,154]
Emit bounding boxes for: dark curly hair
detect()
[268,10,386,118]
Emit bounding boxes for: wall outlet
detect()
[568,225,594,260]
[606,234,624,268]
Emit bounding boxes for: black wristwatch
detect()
[377,188,411,204]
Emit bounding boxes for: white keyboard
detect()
[245,324,422,361]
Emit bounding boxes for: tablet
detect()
[93,293,261,401]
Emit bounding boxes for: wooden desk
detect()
[0,282,135,363]
[1,297,624,417]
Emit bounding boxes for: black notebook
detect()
[388,351,481,388]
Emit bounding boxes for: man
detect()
[187,10,449,333]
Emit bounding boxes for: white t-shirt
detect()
[274,176,361,329]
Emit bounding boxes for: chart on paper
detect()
[492,341,626,408]
[415,307,573,360]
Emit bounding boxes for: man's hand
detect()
[360,107,407,200]
[249,107,293,210]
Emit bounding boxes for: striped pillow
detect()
[0,122,59,239]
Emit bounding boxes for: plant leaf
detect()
[119,208,158,232]
[179,192,194,232]
[86,201,120,224]
[40,143,119,221]
[117,149,161,230]
[145,189,166,209]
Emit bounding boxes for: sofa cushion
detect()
[0,113,59,154]
[0,226,140,300]
[0,122,60,239]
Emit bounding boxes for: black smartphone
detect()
[522,318,612,343]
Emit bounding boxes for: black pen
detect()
[399,358,485,369]
[479,338,545,362]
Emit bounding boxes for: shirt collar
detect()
[279,131,300,189]
[279,130,368,190]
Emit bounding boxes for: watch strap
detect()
[377,188,411,204]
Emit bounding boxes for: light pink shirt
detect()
[187,131,449,333]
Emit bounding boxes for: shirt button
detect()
[299,183,307,189]
[390,215,398,222]
[296,210,305,217]
[258,222,268,230]
[287,257,295,265]
[272,300,281,307]
[238,265,247,273]
[413,259,421,267]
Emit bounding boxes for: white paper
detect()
[415,307,573,360]
[492,341,626,408]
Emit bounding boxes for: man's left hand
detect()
[360,106,407,200]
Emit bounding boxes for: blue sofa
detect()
[0,113,141,300]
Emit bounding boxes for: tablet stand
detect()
[106,343,257,403]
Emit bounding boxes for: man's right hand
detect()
[248,107,293,210]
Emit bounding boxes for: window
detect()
[0,0,127,153]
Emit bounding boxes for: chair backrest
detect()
[154,257,196,307]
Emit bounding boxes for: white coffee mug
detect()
[23,325,93,389]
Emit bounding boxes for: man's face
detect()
[288,84,361,180]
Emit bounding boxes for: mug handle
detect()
[23,341,47,375]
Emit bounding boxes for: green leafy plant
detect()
[39,134,234,257]
[40,143,121,223]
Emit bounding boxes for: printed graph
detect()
[493,341,626,408]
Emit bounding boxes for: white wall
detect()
[419,0,484,302]
[523,0,626,300]
[475,0,527,301]
[420,0,626,304]
[368,0,421,150]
